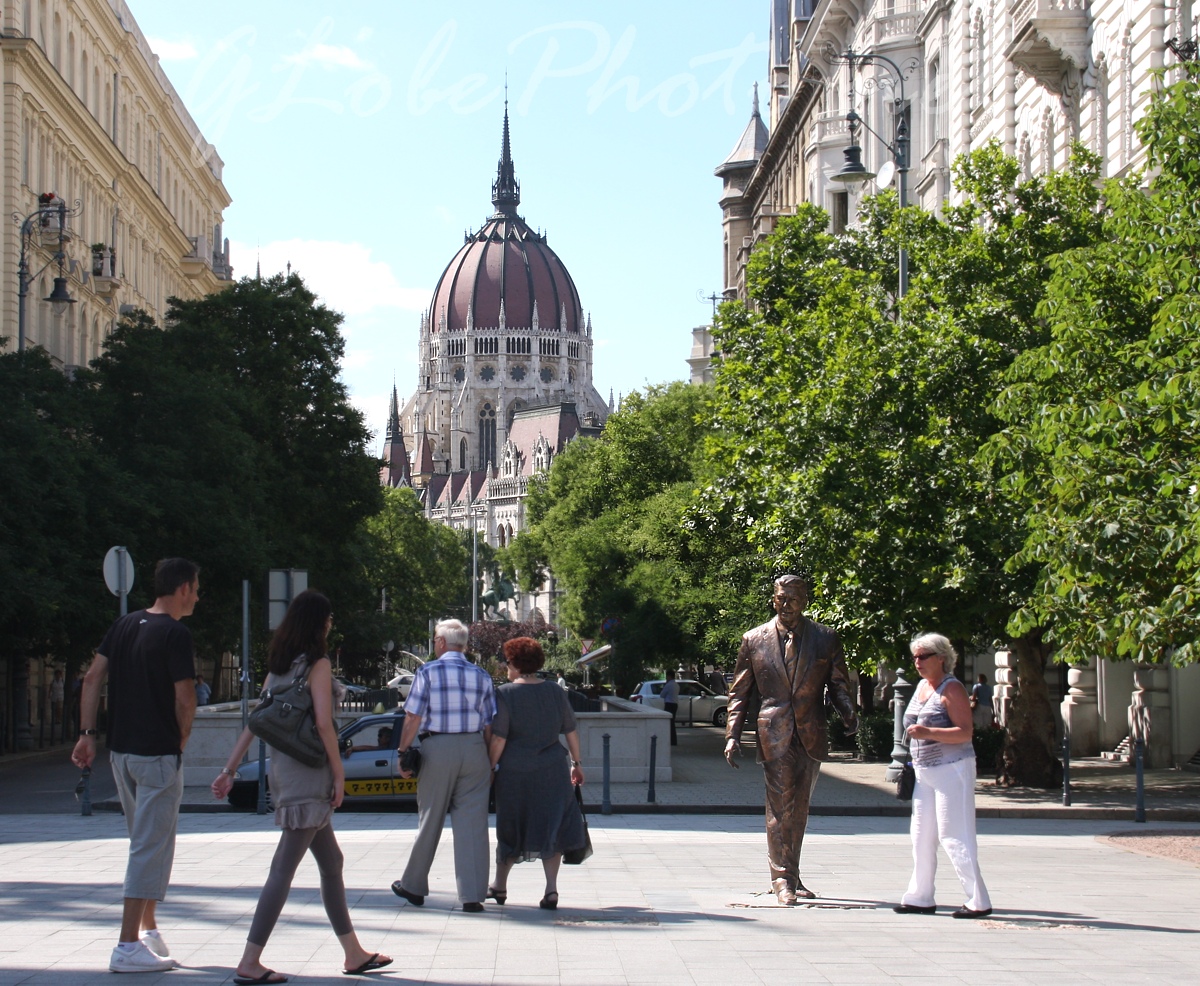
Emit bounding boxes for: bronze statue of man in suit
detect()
[725,574,858,904]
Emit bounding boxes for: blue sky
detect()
[133,2,767,447]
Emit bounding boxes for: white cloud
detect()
[283,44,372,71]
[146,37,199,61]
[229,239,428,317]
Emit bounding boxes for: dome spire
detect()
[491,96,521,216]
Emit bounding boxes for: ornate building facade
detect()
[0,0,231,754]
[1,0,233,369]
[382,109,610,622]
[714,1,1200,767]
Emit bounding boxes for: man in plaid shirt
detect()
[393,618,497,912]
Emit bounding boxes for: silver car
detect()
[628,679,730,727]
[227,712,418,810]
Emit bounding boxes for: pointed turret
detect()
[491,101,521,216]
[380,384,411,488]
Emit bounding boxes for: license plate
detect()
[344,778,418,796]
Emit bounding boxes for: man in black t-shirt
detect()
[73,558,200,974]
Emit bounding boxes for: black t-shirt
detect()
[99,610,196,756]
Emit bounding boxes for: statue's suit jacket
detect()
[726,616,857,764]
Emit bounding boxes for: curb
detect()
[90,800,1200,822]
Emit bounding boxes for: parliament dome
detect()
[426,111,583,336]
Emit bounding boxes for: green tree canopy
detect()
[79,273,382,660]
[506,382,771,695]
[702,146,1104,786]
[989,64,1200,667]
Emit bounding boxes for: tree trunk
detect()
[998,630,1062,788]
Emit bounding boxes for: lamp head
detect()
[830,143,876,189]
[45,276,76,316]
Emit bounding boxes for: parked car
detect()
[628,679,730,727]
[386,670,415,699]
[334,675,368,697]
[227,712,417,810]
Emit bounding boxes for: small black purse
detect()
[896,761,916,801]
[563,784,593,865]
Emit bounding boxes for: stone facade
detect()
[1,0,232,368]
[721,0,1198,305]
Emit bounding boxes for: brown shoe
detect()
[772,879,798,906]
[794,883,816,899]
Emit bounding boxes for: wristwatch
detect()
[570,759,581,767]
[79,728,98,737]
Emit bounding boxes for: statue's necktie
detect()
[783,629,799,685]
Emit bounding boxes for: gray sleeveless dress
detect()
[263,655,344,830]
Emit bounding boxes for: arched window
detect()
[497,525,507,548]
[478,403,496,469]
[459,438,468,471]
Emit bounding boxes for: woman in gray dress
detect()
[487,636,586,910]
[211,590,391,983]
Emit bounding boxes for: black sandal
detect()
[486,886,507,905]
[539,891,559,910]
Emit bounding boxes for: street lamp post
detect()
[829,49,915,298]
[14,197,80,353]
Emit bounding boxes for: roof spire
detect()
[752,80,760,118]
[491,96,521,215]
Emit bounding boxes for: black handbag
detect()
[399,746,422,777]
[896,761,916,801]
[563,784,593,865]
[248,662,327,768]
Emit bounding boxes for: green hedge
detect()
[856,709,895,761]
[972,726,1005,777]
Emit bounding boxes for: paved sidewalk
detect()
[0,810,1197,985]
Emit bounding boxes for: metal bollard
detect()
[885,673,914,782]
[647,734,657,803]
[1134,737,1146,823]
[1062,733,1071,807]
[602,733,612,815]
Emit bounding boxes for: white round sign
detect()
[103,546,135,597]
[875,160,896,189]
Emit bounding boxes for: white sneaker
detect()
[140,931,179,967]
[109,941,176,973]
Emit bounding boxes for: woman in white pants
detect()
[893,633,992,919]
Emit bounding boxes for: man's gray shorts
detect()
[110,752,184,901]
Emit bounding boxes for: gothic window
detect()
[480,365,495,382]
[510,364,527,382]
[478,403,496,468]
[453,365,465,383]
[568,368,576,384]
[498,525,507,547]
[500,439,520,478]
[459,438,468,471]
[539,366,553,383]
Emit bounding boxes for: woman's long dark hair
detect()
[266,589,331,675]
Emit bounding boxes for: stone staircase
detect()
[1184,747,1200,775]
[1101,735,1132,763]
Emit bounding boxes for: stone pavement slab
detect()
[0,810,1197,985]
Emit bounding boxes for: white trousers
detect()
[900,757,991,911]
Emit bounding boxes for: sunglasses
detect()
[912,652,939,661]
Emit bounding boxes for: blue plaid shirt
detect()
[405,650,496,734]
